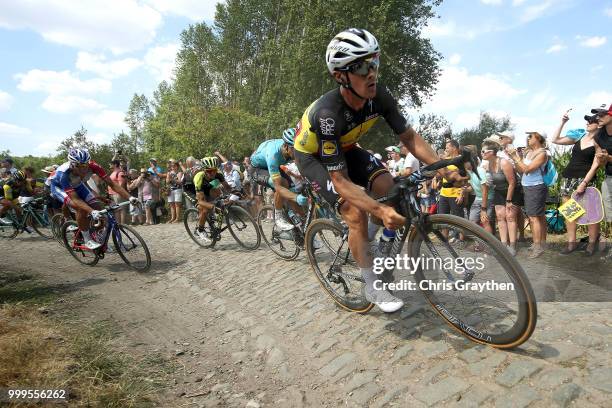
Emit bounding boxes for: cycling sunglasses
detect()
[345,54,380,76]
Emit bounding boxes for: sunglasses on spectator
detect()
[481,149,493,154]
[345,54,380,76]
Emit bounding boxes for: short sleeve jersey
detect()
[250,139,288,179]
[595,127,612,176]
[194,171,225,195]
[1,179,30,200]
[51,161,108,191]
[294,85,409,171]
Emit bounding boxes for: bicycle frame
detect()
[6,199,48,230]
[70,207,122,253]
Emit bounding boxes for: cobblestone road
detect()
[1,224,610,407]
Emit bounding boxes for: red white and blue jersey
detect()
[50,160,108,192]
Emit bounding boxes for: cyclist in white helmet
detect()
[294,28,457,313]
[250,128,308,231]
[50,148,139,250]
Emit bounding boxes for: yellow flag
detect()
[558,198,586,222]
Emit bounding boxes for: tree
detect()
[140,0,444,160]
[57,126,97,158]
[416,113,451,150]
[455,111,514,148]
[125,94,153,153]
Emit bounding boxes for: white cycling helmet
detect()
[326,28,380,74]
[68,148,91,164]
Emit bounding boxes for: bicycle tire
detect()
[29,210,53,239]
[407,214,537,349]
[305,218,373,313]
[257,205,300,260]
[0,218,18,239]
[51,213,67,244]
[61,221,99,266]
[226,205,261,250]
[112,224,151,272]
[183,208,217,248]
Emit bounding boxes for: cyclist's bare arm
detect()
[329,171,404,229]
[399,127,460,181]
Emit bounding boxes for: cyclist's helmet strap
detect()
[282,128,296,146]
[68,148,91,164]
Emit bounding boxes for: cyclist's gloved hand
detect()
[90,210,101,220]
[129,196,139,205]
[296,194,308,206]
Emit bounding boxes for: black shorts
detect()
[251,167,292,191]
[294,146,388,209]
[438,195,464,218]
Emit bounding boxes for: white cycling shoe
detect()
[84,240,102,250]
[196,229,211,243]
[0,217,12,225]
[365,288,404,313]
[66,224,79,232]
[275,216,294,231]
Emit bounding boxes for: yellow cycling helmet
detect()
[201,156,219,170]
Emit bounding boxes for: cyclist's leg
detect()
[196,192,213,228]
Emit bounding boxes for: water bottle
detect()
[376,228,396,257]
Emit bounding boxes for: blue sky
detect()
[0,0,611,157]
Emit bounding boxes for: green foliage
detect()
[141,0,444,159]
[455,111,514,148]
[415,113,451,150]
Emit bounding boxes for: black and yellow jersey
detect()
[194,170,225,196]
[294,84,409,168]
[0,179,31,201]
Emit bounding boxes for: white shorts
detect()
[168,188,183,203]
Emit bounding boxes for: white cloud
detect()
[512,0,527,5]
[83,110,126,130]
[605,7,612,17]
[76,52,142,79]
[527,88,558,112]
[546,44,566,53]
[448,53,462,65]
[90,132,112,144]
[42,95,106,114]
[15,69,111,95]
[480,0,503,5]
[0,122,31,137]
[34,135,65,156]
[590,65,604,73]
[0,90,13,111]
[584,91,612,109]
[0,0,162,54]
[144,43,179,82]
[422,65,525,112]
[145,0,220,21]
[520,1,553,23]
[422,20,458,38]
[577,36,607,48]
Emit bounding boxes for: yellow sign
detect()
[322,141,337,156]
[558,198,586,222]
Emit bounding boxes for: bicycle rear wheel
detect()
[29,210,53,239]
[51,213,67,244]
[0,218,17,239]
[183,208,216,248]
[305,218,373,313]
[406,214,537,349]
[227,205,260,250]
[257,205,300,260]
[61,221,99,266]
[112,224,151,272]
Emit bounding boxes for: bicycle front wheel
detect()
[305,218,373,313]
[257,205,300,260]
[226,205,260,250]
[61,221,99,266]
[406,214,537,349]
[51,213,67,244]
[112,224,151,272]
[183,208,216,248]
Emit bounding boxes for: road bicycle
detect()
[183,192,261,250]
[60,201,151,272]
[257,180,337,260]
[305,150,538,349]
[0,196,53,240]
